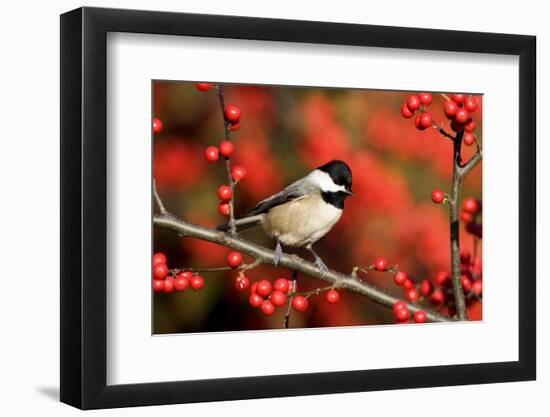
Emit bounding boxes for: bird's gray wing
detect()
[246,178,315,216]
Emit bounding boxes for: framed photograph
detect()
[60,6,536,409]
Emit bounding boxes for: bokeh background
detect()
[153,81,482,334]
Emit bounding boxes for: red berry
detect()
[471,280,483,295]
[403,279,415,290]
[451,94,466,104]
[406,288,420,302]
[463,132,475,146]
[430,289,446,306]
[230,122,240,131]
[419,112,433,128]
[231,165,246,181]
[219,140,235,157]
[153,263,169,280]
[195,83,212,91]
[256,280,273,297]
[400,101,414,118]
[431,189,445,204]
[153,253,167,265]
[227,251,243,268]
[270,290,287,307]
[419,93,433,106]
[224,104,241,123]
[420,279,433,296]
[407,95,421,112]
[414,115,427,131]
[462,198,481,214]
[174,274,190,291]
[395,306,410,322]
[461,275,472,292]
[325,289,340,304]
[464,96,477,112]
[273,278,290,293]
[261,300,276,316]
[163,277,174,293]
[204,146,219,162]
[218,202,231,216]
[454,108,470,124]
[235,275,250,291]
[190,275,204,290]
[153,117,163,134]
[444,101,458,119]
[287,280,294,293]
[181,271,193,280]
[464,119,476,132]
[153,280,164,292]
[249,293,264,308]
[218,185,233,201]
[413,310,427,323]
[435,271,450,287]
[250,281,258,294]
[292,296,309,312]
[374,256,387,271]
[394,271,408,286]
[460,211,474,223]
[393,301,407,313]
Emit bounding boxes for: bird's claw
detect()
[314,257,328,277]
[273,241,283,267]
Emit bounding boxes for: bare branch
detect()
[152,179,167,215]
[154,214,453,323]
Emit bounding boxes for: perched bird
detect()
[218,160,353,274]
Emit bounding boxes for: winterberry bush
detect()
[152,82,482,332]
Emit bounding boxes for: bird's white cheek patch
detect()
[307,170,347,193]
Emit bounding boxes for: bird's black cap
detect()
[317,160,353,192]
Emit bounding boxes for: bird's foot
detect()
[273,240,283,267]
[313,255,329,277]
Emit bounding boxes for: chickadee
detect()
[218,160,353,274]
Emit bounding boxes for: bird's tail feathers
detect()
[216,214,263,232]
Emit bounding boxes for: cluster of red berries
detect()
[400,93,434,131]
[391,250,482,318]
[460,197,482,238]
[370,257,428,323]
[400,92,480,146]
[393,301,427,324]
[442,94,479,146]
[233,273,341,316]
[198,83,247,217]
[152,253,205,293]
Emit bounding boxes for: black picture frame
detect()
[60,6,536,410]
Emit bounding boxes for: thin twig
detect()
[152,179,167,215]
[216,84,237,235]
[284,271,298,328]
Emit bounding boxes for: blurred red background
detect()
[153,81,482,333]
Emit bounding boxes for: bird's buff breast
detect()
[261,193,342,247]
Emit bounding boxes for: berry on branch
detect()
[195,83,213,91]
[292,296,309,312]
[219,140,235,157]
[224,104,241,123]
[227,251,243,268]
[325,289,340,304]
[218,185,233,201]
[375,256,388,271]
[153,253,167,266]
[204,146,220,162]
[431,189,445,204]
